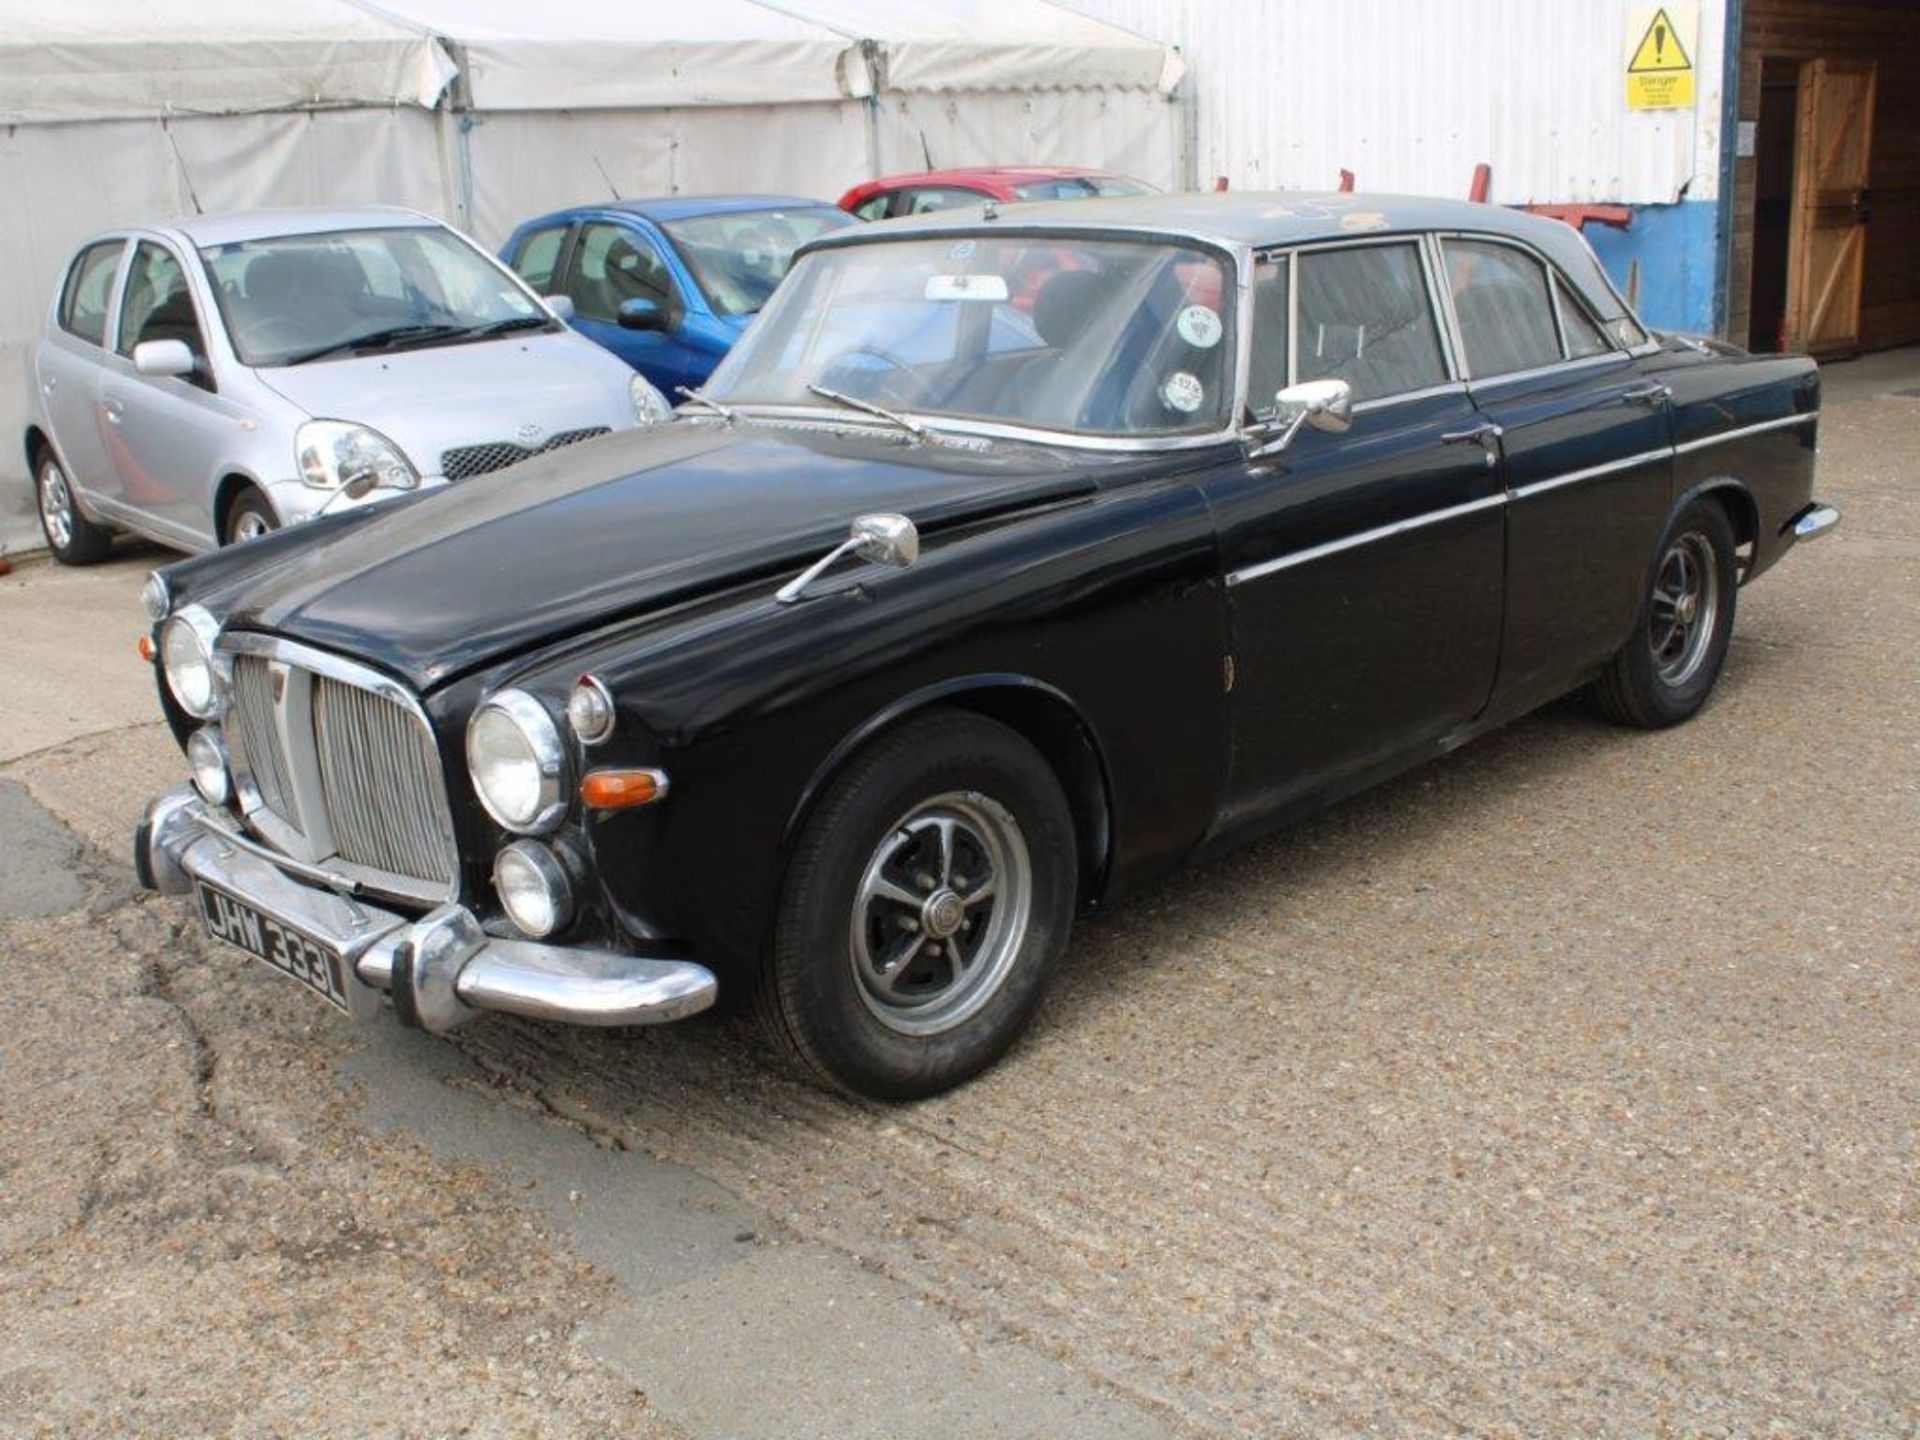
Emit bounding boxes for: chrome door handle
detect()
[1441,421,1503,448]
[1621,381,1672,406]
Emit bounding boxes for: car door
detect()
[1199,237,1507,834]
[559,219,699,393]
[35,238,127,497]
[1436,235,1675,714]
[99,238,243,545]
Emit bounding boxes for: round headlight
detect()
[493,840,574,938]
[141,571,171,622]
[467,689,569,833]
[161,608,221,718]
[186,726,232,807]
[566,675,616,745]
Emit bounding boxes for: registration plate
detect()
[195,881,351,1013]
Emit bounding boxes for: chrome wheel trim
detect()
[849,791,1033,1037]
[1649,530,1720,686]
[231,508,273,543]
[37,458,74,551]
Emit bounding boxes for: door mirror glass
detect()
[133,338,196,378]
[850,512,919,569]
[618,297,664,331]
[544,293,576,321]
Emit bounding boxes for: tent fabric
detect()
[0,0,457,124]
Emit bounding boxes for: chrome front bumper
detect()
[135,787,717,1034]
[1789,501,1841,542]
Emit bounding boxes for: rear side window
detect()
[1555,274,1613,359]
[899,187,987,215]
[1444,240,1562,378]
[851,193,891,221]
[1295,243,1448,402]
[58,241,123,346]
[510,224,569,292]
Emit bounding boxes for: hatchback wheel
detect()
[1588,495,1739,728]
[760,711,1077,1100]
[34,449,113,565]
[223,487,278,546]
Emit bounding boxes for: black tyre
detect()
[222,487,278,546]
[33,446,113,565]
[761,710,1077,1101]
[1588,495,1739,729]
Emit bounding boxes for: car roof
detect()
[523,194,840,227]
[139,206,444,248]
[867,166,1114,191]
[809,190,1636,321]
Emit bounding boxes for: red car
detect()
[837,166,1156,221]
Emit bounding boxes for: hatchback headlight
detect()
[161,607,222,718]
[630,374,670,428]
[467,689,570,833]
[296,420,418,493]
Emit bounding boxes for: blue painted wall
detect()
[1584,199,1720,336]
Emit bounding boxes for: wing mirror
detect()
[617,298,665,332]
[543,294,576,321]
[776,512,919,604]
[1249,378,1353,457]
[133,339,197,379]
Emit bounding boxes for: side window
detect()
[1554,274,1613,359]
[851,194,891,222]
[1295,243,1447,402]
[567,222,674,324]
[901,187,986,215]
[117,241,208,363]
[58,242,124,347]
[1444,239,1562,378]
[510,224,569,292]
[1246,256,1290,414]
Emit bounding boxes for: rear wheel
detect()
[222,486,278,546]
[34,447,113,565]
[1587,495,1739,728]
[760,711,1077,1100]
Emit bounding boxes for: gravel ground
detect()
[1,378,1914,1437]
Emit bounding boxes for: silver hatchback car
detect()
[25,207,669,563]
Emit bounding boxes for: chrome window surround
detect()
[215,631,459,906]
[1429,231,1632,384]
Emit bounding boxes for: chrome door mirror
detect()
[1249,377,1354,457]
[776,512,920,604]
[133,339,196,379]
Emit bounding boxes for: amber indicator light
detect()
[580,768,668,810]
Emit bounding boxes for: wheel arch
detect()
[24,424,53,473]
[783,674,1118,906]
[1677,475,1759,574]
[213,472,272,541]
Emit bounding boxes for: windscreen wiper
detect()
[279,322,469,366]
[675,386,736,422]
[460,315,557,340]
[806,383,928,443]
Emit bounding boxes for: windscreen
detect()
[703,234,1235,438]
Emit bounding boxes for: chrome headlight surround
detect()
[466,689,570,834]
[161,604,223,719]
[141,571,171,622]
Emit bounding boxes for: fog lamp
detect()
[493,840,574,939]
[186,726,232,807]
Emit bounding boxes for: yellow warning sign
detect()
[1626,4,1696,109]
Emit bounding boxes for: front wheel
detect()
[35,448,113,564]
[222,487,278,546]
[1587,495,1739,728]
[760,711,1077,1100]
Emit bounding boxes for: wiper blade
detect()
[461,315,556,340]
[279,323,468,365]
[675,386,736,422]
[806,383,928,443]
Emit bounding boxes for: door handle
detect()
[1621,381,1672,406]
[1441,421,1503,448]
[102,398,124,424]
[41,376,56,394]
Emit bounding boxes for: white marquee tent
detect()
[1,0,1184,553]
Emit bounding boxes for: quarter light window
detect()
[1295,243,1448,402]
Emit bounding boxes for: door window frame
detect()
[113,237,216,392]
[1431,232,1632,387]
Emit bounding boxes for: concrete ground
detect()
[1,354,1915,1437]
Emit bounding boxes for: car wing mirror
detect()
[1247,378,1353,457]
[543,294,576,321]
[617,298,664,331]
[775,512,920,605]
[133,339,196,379]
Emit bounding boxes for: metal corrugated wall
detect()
[1054,0,1726,206]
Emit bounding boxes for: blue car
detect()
[501,195,855,396]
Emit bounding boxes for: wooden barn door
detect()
[1784,58,1876,356]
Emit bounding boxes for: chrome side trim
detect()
[1673,411,1818,455]
[1509,447,1672,500]
[1225,492,1506,587]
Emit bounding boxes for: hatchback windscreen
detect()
[661,207,857,318]
[200,226,551,366]
[702,235,1235,438]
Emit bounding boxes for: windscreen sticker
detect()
[1160,371,1205,414]
[1176,304,1223,350]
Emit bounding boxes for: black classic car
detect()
[135,193,1836,1099]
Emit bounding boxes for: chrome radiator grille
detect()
[222,641,458,901]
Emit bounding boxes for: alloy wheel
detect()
[38,459,74,551]
[1649,530,1721,686]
